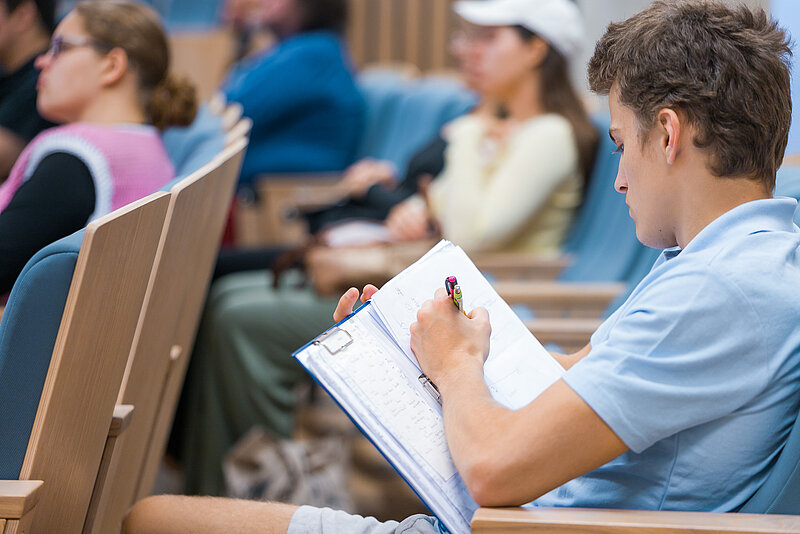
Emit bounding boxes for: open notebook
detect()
[294,240,565,533]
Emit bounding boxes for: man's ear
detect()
[658,108,681,165]
[98,47,130,87]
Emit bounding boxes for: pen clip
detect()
[418,374,442,405]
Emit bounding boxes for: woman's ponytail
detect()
[147,74,198,130]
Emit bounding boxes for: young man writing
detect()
[123,1,800,532]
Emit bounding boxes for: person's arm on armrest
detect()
[411,289,626,507]
[0,152,95,293]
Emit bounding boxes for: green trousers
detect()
[180,270,338,495]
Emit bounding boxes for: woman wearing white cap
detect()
[387,0,597,255]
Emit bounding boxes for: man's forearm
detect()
[436,363,518,498]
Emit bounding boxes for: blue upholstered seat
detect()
[0,229,84,479]
[552,114,661,312]
[354,71,477,173]
[162,105,226,178]
[739,169,800,512]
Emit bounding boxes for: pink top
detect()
[0,122,175,218]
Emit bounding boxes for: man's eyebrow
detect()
[608,128,620,143]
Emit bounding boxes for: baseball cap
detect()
[453,0,584,58]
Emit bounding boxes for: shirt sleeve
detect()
[563,267,770,453]
[0,152,95,293]
[429,114,578,251]
[222,37,343,132]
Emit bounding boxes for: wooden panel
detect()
[525,318,601,354]
[169,30,235,102]
[18,192,171,534]
[471,507,800,533]
[494,281,623,318]
[91,141,246,534]
[473,253,571,280]
[134,141,247,503]
[236,173,347,247]
[346,0,457,71]
[784,154,800,166]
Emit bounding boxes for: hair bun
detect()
[147,74,198,130]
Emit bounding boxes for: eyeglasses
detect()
[45,35,110,59]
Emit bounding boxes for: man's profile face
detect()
[608,85,677,250]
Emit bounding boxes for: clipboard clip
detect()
[313,326,354,355]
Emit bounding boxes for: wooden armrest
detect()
[525,318,602,353]
[495,281,624,319]
[256,173,349,211]
[0,481,43,519]
[109,404,135,438]
[471,507,800,533]
[782,153,800,167]
[474,253,571,280]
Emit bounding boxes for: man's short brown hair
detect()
[588,0,792,189]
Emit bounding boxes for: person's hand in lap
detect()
[333,284,379,322]
[340,159,396,198]
[386,199,436,241]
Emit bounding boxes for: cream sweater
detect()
[428,113,582,254]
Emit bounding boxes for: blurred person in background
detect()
[0,0,197,294]
[0,0,56,182]
[170,0,595,499]
[222,0,364,189]
[386,0,597,255]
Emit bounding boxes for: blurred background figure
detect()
[172,0,596,502]
[0,0,197,294]
[0,0,56,182]
[385,0,597,255]
[221,0,363,189]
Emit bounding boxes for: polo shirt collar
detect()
[663,198,798,261]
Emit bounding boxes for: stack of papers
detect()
[294,240,564,533]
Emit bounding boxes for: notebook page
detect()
[371,240,565,410]
[295,305,476,534]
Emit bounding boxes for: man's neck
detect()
[675,174,771,249]
[1,30,49,73]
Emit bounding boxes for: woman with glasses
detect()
[0,0,197,294]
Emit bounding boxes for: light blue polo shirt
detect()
[533,198,800,512]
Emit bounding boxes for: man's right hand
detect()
[333,285,379,322]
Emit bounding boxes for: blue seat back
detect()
[0,230,84,479]
[559,114,661,300]
[354,71,476,173]
[741,406,800,514]
[162,104,226,178]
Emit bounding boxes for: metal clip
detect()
[418,374,442,405]
[313,327,354,355]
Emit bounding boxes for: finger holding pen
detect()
[410,287,491,390]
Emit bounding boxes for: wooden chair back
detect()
[85,140,246,534]
[134,139,247,502]
[7,192,171,534]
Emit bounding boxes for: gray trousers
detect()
[289,506,445,534]
[180,270,338,495]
